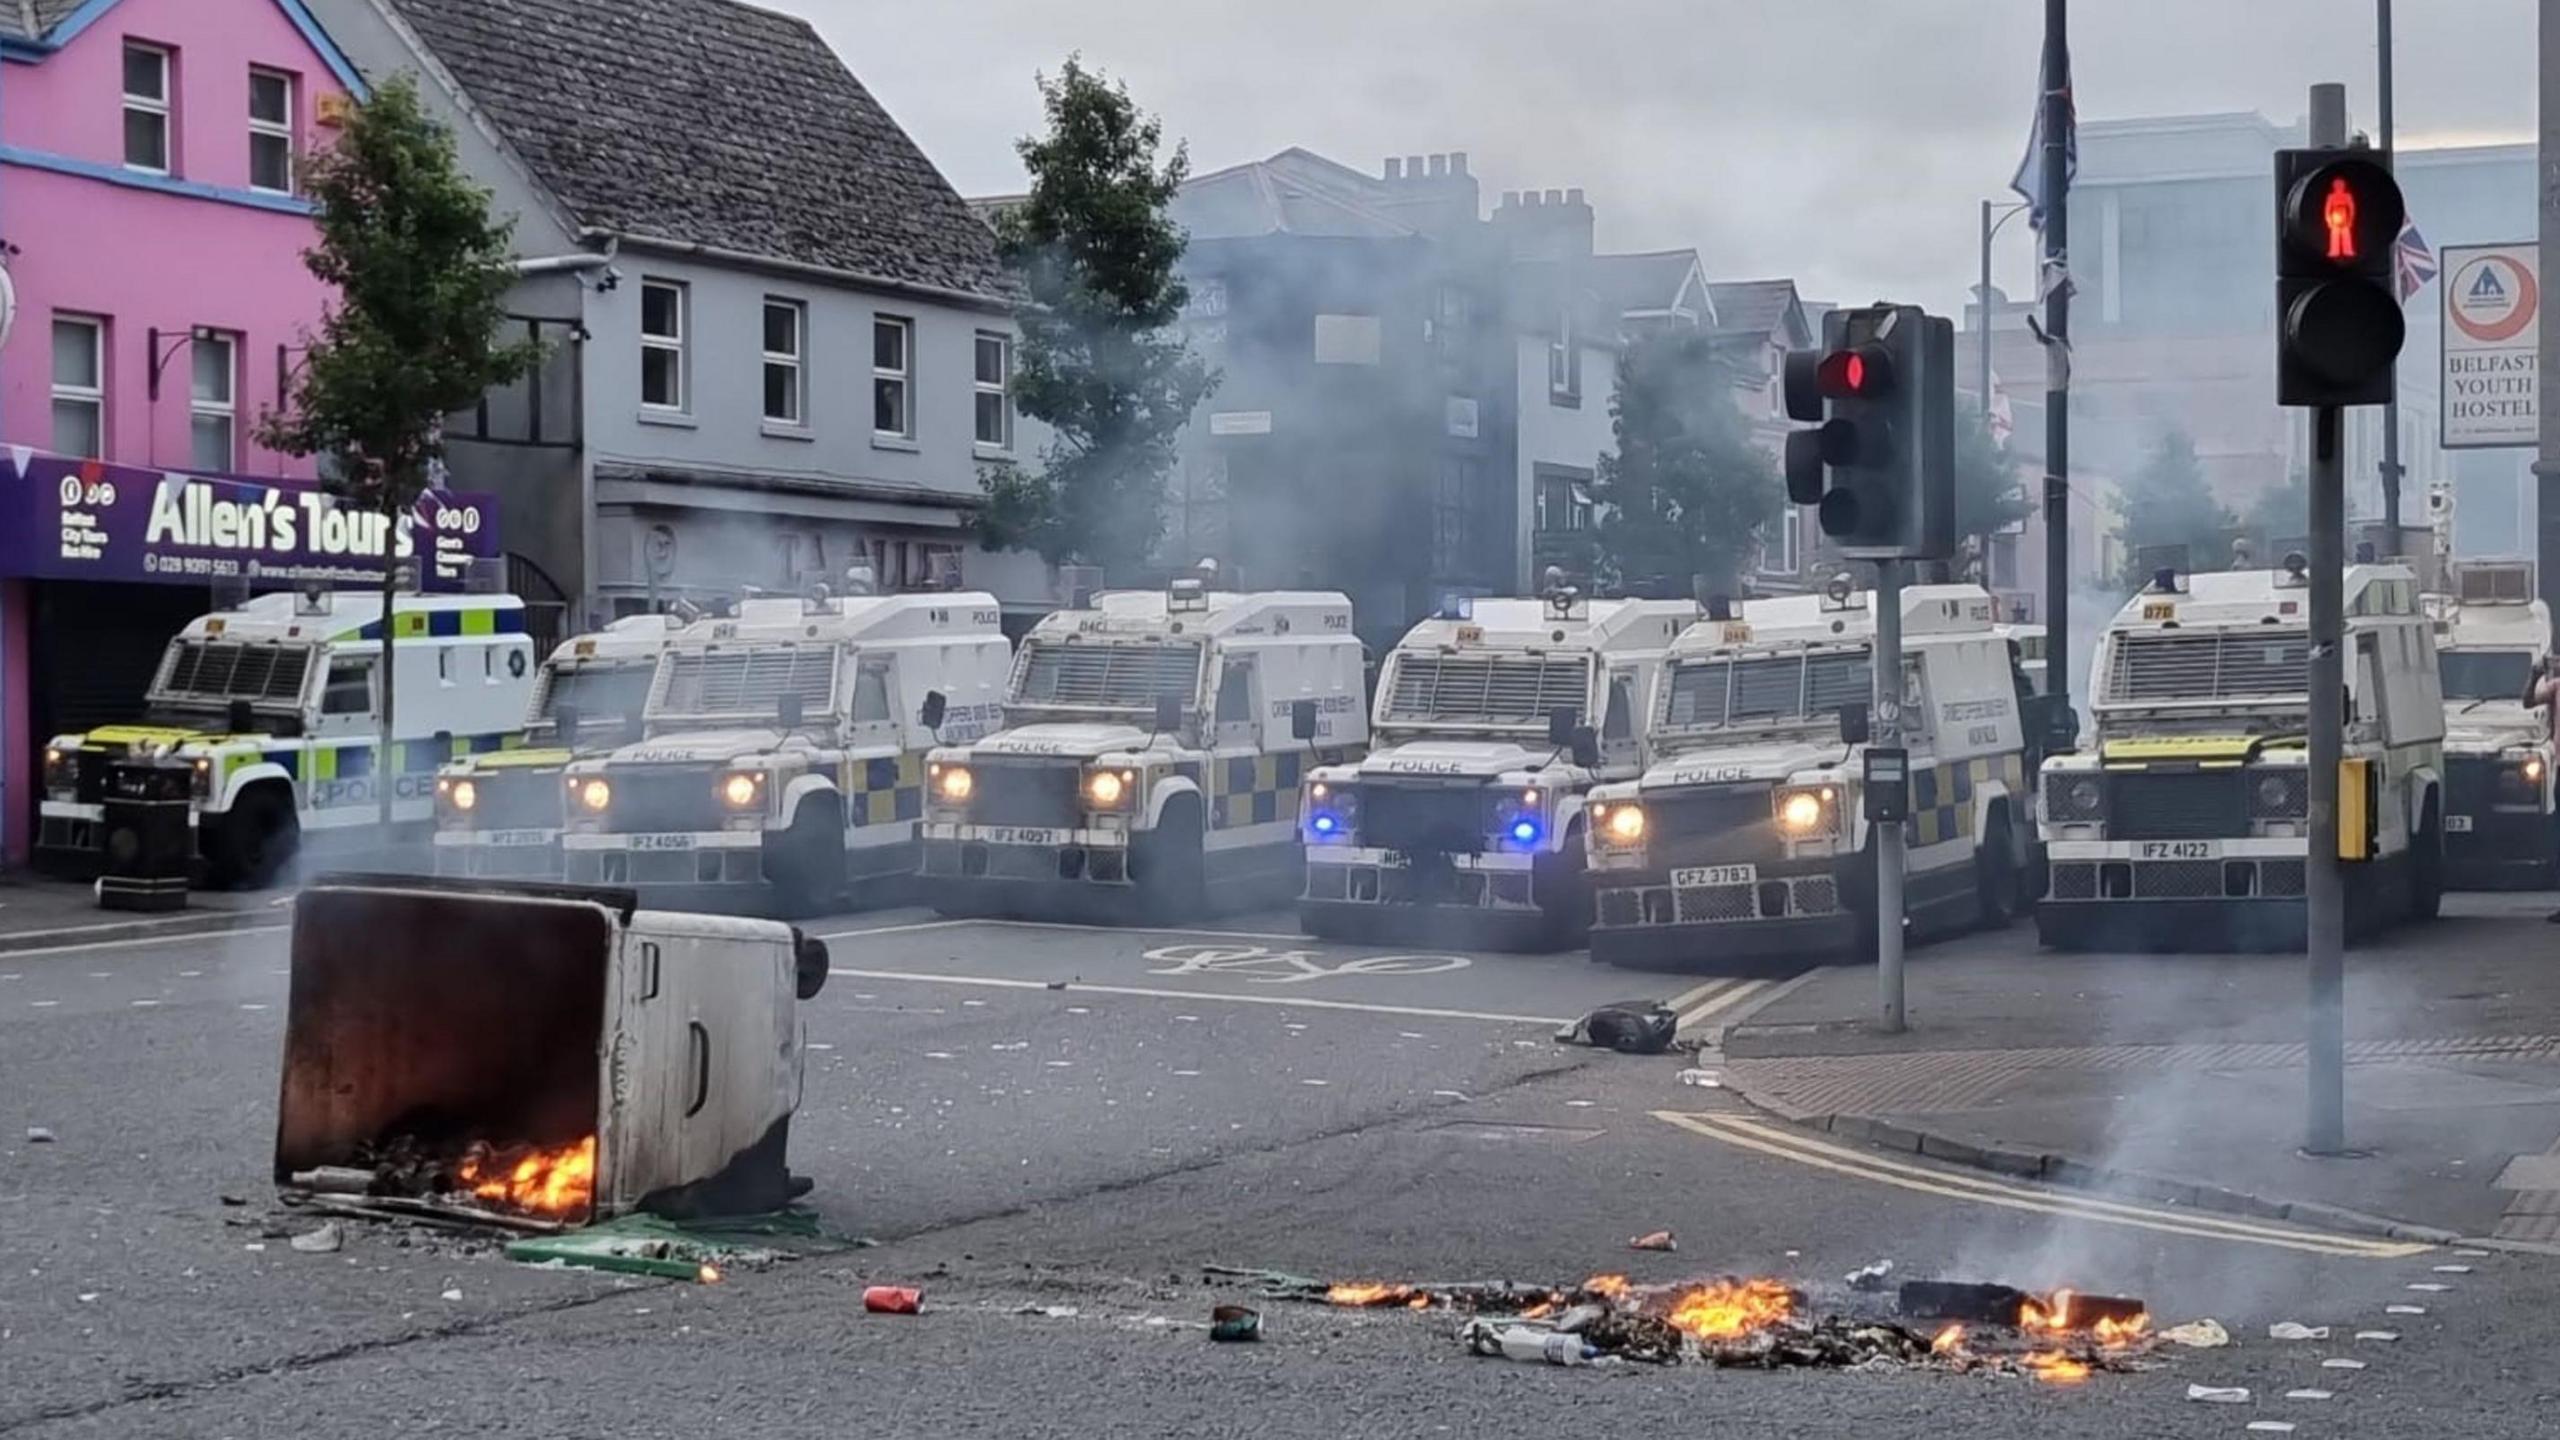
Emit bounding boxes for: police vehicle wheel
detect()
[205,785,296,890]
[1137,798,1207,922]
[2408,796,2445,922]
[1975,810,2018,927]
[770,795,846,918]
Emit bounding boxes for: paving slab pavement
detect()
[1720,893,2560,1240]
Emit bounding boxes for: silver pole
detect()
[1875,558,1906,1033]
[2540,0,2560,616]
[2306,82,2350,1156]
[2378,0,2403,546]
[1980,200,1997,420]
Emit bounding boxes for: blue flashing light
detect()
[1509,818,1540,845]
[1312,812,1340,836]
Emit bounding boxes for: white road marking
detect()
[826,966,1568,1026]
[1679,980,1767,1032]
[816,917,1326,946]
[1655,1110,2431,1259]
[0,925,287,961]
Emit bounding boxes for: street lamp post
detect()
[1978,199,2029,591]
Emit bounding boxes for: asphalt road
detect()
[3,904,2555,1437]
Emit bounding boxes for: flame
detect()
[2024,1351,2090,1384]
[2020,1288,2149,1347]
[1324,1282,1418,1308]
[1665,1279,1794,1340]
[2019,1288,2072,1333]
[698,1265,721,1285]
[457,1136,596,1216]
[1581,1273,1633,1300]
[1931,1323,1966,1356]
[1519,1301,1557,1321]
[2091,1311,2150,1347]
[1406,1294,1432,1311]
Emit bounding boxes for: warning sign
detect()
[2440,242,2538,449]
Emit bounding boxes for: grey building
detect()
[309,0,1046,645]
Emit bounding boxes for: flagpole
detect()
[2379,0,2404,553]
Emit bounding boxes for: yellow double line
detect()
[1654,1110,2433,1259]
[1662,979,1769,1034]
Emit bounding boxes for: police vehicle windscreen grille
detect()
[1012,642,1203,710]
[655,648,836,719]
[1382,654,1590,725]
[156,641,312,707]
[2439,650,2533,701]
[539,663,656,726]
[1665,651,1870,728]
[2106,630,2310,703]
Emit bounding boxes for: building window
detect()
[1548,309,1580,402]
[1432,458,1476,579]
[639,280,686,411]
[190,331,237,472]
[973,331,1011,449]
[248,68,294,194]
[123,42,172,173]
[1536,474,1591,534]
[51,316,107,458]
[761,298,804,425]
[872,316,912,438]
[1767,508,1802,576]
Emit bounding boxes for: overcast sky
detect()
[794,0,2535,314]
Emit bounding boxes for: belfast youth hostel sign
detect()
[0,449,502,588]
[2440,242,2537,449]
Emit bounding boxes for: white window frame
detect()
[190,330,238,473]
[247,66,295,195]
[51,315,107,459]
[639,279,687,413]
[972,330,1012,450]
[761,297,805,426]
[1548,309,1577,400]
[123,41,172,175]
[872,315,914,440]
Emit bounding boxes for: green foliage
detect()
[1590,332,1780,596]
[2245,467,2311,548]
[978,57,1216,579]
[1953,407,2032,543]
[258,73,541,826]
[2112,429,2234,586]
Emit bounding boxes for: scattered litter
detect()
[924,1051,955,1060]
[2267,1322,2329,1341]
[2245,1425,2296,1434]
[2158,1318,2229,1348]
[1044,981,1068,991]
[1171,1070,1201,1077]
[25,1126,54,1144]
[1045,1061,1073,1069]
[2354,1329,2399,1342]
[863,1285,923,1315]
[1554,1001,1678,1055]
[1016,1304,1079,1319]
[1399,1032,1426,1040]
[1175,1015,1199,1023]
[1209,1303,1262,1342]
[1460,1318,1597,1367]
[289,1223,344,1254]
[2284,1389,2334,1401]
[990,1042,1029,1051]
[2185,1384,2250,1404]
[807,1043,835,1052]
[1844,1260,1893,1292]
[1068,1007,1092,1016]
[1628,1230,1676,1253]
[2431,1264,2472,1274]
[1676,1068,1723,1088]
[1565,1100,1597,1108]
[1300,1079,1328,1087]
[2321,1357,2367,1370]
[1784,1250,1800,1259]
[77,1292,98,1303]
[439,1288,462,1301]
[2385,1304,2425,1315]
[218,1194,247,1207]
[244,1243,266,1252]
[2407,1282,2450,1292]
[2453,1247,2491,1258]
[1432,1090,1470,1101]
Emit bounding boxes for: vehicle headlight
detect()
[449,778,479,813]
[43,746,70,793]
[1304,780,1356,840]
[933,764,973,802]
[719,772,763,810]
[1596,801,1646,845]
[2527,757,2549,786]
[574,777,612,813]
[2044,772,2105,822]
[192,757,215,801]
[1774,786,1839,837]
[1086,768,1132,809]
[2249,769,2307,819]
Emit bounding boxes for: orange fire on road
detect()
[457,1135,596,1216]
[2019,1289,2150,1346]
[1931,1324,1967,1356]
[2024,1350,2091,1384]
[1324,1282,1420,1308]
[1580,1273,1633,1300]
[1665,1278,1794,1340]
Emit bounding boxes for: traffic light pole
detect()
[2038,0,2073,754]
[2306,83,2350,1157]
[1874,558,1906,1033]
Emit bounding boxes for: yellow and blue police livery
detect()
[1587,582,2035,970]
[38,590,538,888]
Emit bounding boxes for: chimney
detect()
[1384,157,1403,180]
[1428,153,1448,177]
[1492,184,1597,262]
[1543,188,1564,205]
[1405,154,1425,176]
[1525,191,1544,206]
[1566,187,1583,205]
[1450,151,1469,176]
[1501,189,1520,206]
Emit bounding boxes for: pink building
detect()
[0,0,362,863]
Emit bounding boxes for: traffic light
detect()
[2274,146,2406,408]
[1781,304,1954,560]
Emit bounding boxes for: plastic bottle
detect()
[1497,1327,1597,1366]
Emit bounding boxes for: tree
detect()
[260,74,541,831]
[2244,467,2310,552]
[1953,407,2033,566]
[2111,429,2235,587]
[978,58,1216,580]
[1590,331,1780,597]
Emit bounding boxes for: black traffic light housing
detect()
[2274,147,2406,408]
[1781,304,1955,560]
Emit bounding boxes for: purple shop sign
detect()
[0,448,502,590]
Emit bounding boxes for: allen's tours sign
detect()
[0,449,501,588]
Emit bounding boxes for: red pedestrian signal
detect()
[2273,147,2406,407]
[2322,177,2357,261]
[1815,345,1891,398]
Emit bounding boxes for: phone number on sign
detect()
[142,554,243,578]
